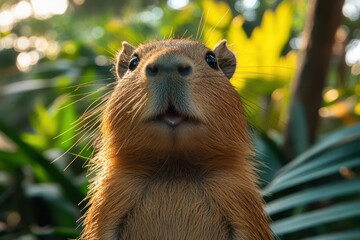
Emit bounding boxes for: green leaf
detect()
[302,230,360,240]
[0,150,26,167]
[266,139,360,193]
[254,134,282,184]
[22,133,48,149]
[22,95,80,151]
[271,201,360,235]
[276,123,360,177]
[53,95,78,150]
[266,179,360,215]
[264,157,360,194]
[35,102,58,137]
[0,120,85,205]
[52,227,81,238]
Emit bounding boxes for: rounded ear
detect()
[213,40,236,79]
[116,41,135,79]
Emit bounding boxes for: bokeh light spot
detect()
[31,0,68,19]
[13,1,32,20]
[324,89,339,103]
[167,0,189,10]
[16,52,32,72]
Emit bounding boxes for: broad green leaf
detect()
[271,201,360,235]
[268,139,360,188]
[54,74,73,89]
[253,134,282,184]
[54,96,78,150]
[22,133,48,149]
[264,157,360,194]
[0,150,26,167]
[302,230,360,240]
[266,179,360,215]
[22,95,80,151]
[0,120,85,204]
[275,123,360,178]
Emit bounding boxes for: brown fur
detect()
[80,39,272,239]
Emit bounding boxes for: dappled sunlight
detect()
[31,0,68,19]
[167,0,189,10]
[343,0,360,21]
[0,0,67,72]
[324,88,340,103]
[0,34,60,72]
[0,0,68,32]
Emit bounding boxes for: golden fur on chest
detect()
[119,176,229,240]
[81,160,270,239]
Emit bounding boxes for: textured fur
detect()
[80,39,272,239]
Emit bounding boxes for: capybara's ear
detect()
[213,40,236,80]
[116,41,135,78]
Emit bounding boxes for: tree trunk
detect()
[283,0,345,161]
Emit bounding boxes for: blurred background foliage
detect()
[0,0,359,239]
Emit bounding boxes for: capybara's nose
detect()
[145,53,193,78]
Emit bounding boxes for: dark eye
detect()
[205,51,218,70]
[129,54,140,71]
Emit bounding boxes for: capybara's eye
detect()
[129,54,140,71]
[205,51,218,70]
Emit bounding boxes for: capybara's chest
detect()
[118,180,230,240]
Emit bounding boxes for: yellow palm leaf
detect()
[202,0,232,29]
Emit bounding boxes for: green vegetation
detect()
[0,0,359,239]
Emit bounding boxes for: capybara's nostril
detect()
[146,64,159,77]
[177,64,192,77]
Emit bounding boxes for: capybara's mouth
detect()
[148,103,201,127]
[149,104,201,127]
[160,105,187,127]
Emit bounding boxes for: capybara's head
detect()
[101,39,250,169]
